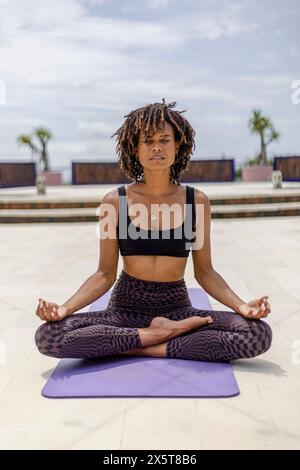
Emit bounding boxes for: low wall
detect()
[0,162,36,188]
[273,156,300,181]
[72,159,235,184]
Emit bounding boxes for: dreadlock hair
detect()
[111,98,196,185]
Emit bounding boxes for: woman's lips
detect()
[150,155,165,160]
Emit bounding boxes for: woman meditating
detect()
[34,99,272,361]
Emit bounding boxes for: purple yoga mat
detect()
[42,287,240,398]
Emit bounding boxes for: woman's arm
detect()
[191,189,245,312]
[61,270,115,315]
[62,189,119,315]
[191,190,270,319]
[194,268,245,313]
[36,190,120,321]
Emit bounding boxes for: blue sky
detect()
[0,0,299,174]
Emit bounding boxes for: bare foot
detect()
[119,342,167,358]
[149,315,213,342]
[120,317,213,358]
[137,315,213,348]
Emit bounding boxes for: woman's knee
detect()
[34,321,64,358]
[248,320,273,357]
[261,320,273,351]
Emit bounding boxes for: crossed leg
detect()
[120,307,273,362]
[34,307,272,362]
[34,309,210,359]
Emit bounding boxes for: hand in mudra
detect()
[35,298,71,322]
[236,296,271,320]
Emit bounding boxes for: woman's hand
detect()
[236,296,271,320]
[35,298,71,322]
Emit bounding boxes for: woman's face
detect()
[135,121,179,173]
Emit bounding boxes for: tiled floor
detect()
[0,216,299,449]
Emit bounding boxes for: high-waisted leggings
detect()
[34,270,272,362]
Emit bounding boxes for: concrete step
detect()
[212,202,300,218]
[1,202,300,223]
[1,193,300,210]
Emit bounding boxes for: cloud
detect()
[288,45,299,59]
[79,0,109,6]
[0,0,299,168]
[238,74,295,97]
[77,120,115,136]
[145,0,172,8]
[180,5,258,40]
[0,0,86,41]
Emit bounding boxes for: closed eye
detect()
[144,140,169,144]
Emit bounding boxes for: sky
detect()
[0,0,299,179]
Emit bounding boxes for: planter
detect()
[242,165,273,182]
[41,171,63,186]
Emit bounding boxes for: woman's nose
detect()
[152,144,163,151]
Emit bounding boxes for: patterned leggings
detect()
[34,270,272,362]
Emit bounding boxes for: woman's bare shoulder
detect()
[98,188,122,230]
[100,188,120,211]
[190,186,210,205]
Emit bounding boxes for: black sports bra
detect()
[116,184,196,257]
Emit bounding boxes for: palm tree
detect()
[16,134,38,161]
[17,127,53,171]
[248,110,280,165]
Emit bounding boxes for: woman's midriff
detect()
[122,254,188,282]
[120,183,189,282]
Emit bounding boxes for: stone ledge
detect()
[1,202,300,223]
